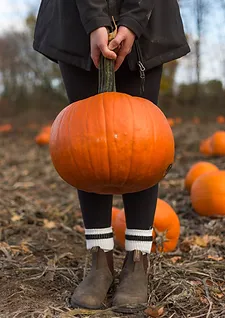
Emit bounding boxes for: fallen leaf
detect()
[43,219,57,229]
[193,235,209,247]
[207,255,223,261]
[189,280,202,286]
[144,306,164,317]
[215,293,224,299]
[200,297,208,304]
[74,224,85,233]
[11,214,22,222]
[170,256,182,263]
[20,240,31,254]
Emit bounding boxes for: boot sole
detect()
[70,298,106,310]
[112,303,147,314]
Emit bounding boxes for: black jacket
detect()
[33,0,190,71]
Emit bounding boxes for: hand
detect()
[90,27,117,68]
[108,26,136,71]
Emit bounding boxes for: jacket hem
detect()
[33,41,93,71]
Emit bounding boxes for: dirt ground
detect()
[0,121,224,318]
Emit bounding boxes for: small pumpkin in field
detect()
[35,132,50,145]
[167,118,175,127]
[211,131,225,156]
[151,199,180,252]
[41,125,52,134]
[216,116,225,124]
[199,137,213,156]
[112,199,180,253]
[191,170,225,217]
[35,125,52,145]
[184,161,219,192]
[50,53,174,194]
[0,124,12,133]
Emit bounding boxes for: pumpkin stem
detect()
[98,17,117,93]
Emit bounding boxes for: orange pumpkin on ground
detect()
[35,132,50,145]
[199,137,213,156]
[191,170,225,217]
[185,161,219,193]
[167,118,175,127]
[112,199,180,253]
[41,125,52,134]
[35,125,52,145]
[216,116,225,124]
[111,207,121,226]
[211,131,225,156]
[0,124,12,133]
[112,207,126,249]
[50,55,174,194]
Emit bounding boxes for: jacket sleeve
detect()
[76,0,112,34]
[118,0,155,38]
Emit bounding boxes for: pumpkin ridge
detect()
[147,101,156,181]
[102,93,111,183]
[68,103,86,184]
[112,92,119,184]
[120,95,135,187]
[85,99,98,182]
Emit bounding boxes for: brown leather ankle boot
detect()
[70,247,114,309]
[113,250,148,312]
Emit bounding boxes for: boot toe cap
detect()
[71,293,104,309]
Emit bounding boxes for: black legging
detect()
[59,59,162,230]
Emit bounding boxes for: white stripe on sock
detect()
[125,228,153,254]
[85,227,113,235]
[85,227,114,251]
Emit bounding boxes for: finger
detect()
[113,44,121,54]
[91,47,101,68]
[108,34,124,50]
[99,44,117,60]
[114,45,132,71]
[114,55,125,71]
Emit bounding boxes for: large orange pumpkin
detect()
[191,170,225,217]
[50,54,174,194]
[184,161,219,193]
[112,199,180,253]
[199,137,213,156]
[211,131,225,156]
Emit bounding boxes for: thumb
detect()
[108,34,124,50]
[100,45,117,60]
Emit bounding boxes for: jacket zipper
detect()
[135,40,146,96]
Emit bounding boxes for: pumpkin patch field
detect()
[0,120,225,318]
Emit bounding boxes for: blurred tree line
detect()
[0,12,224,122]
[0,14,67,122]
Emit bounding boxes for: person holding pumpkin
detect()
[33,0,190,312]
